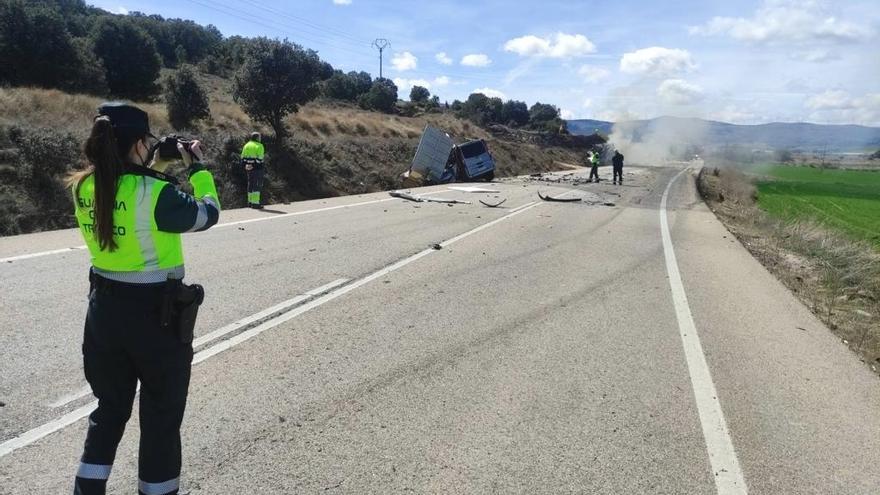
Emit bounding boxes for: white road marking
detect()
[47,278,350,410]
[0,200,542,458]
[660,168,748,494]
[0,191,453,264]
[0,246,88,263]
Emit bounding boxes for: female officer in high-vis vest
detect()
[68,102,220,495]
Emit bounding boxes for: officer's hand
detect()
[180,140,204,167]
[245,164,253,171]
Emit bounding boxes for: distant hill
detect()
[567,117,880,152]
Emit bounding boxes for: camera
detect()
[152,134,194,160]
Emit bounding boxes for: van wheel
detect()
[481,171,495,182]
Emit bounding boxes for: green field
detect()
[753,165,880,247]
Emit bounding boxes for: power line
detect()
[182,0,373,58]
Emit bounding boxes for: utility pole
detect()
[372,38,390,79]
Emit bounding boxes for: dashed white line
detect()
[660,167,748,494]
[0,199,543,458]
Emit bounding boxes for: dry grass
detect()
[699,167,880,372]
[0,87,168,138]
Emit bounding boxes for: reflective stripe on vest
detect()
[74,174,184,279]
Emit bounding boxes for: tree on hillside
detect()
[410,85,430,103]
[0,0,104,93]
[92,16,162,99]
[164,66,210,130]
[457,93,504,125]
[323,70,373,101]
[501,100,529,127]
[528,102,564,133]
[358,78,398,113]
[232,38,325,140]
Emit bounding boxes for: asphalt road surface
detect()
[1,165,878,494]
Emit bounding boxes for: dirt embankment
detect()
[0,88,585,236]
[697,166,880,374]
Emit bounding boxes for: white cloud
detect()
[393,76,451,95]
[806,89,856,110]
[560,109,576,120]
[689,0,873,44]
[504,32,596,58]
[578,65,611,83]
[792,49,841,63]
[435,52,453,65]
[332,0,352,4]
[115,6,128,14]
[657,79,705,105]
[461,54,492,67]
[472,87,506,99]
[805,91,880,125]
[392,51,417,71]
[620,47,696,77]
[582,98,593,108]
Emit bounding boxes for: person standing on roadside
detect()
[588,149,601,183]
[612,150,625,185]
[241,132,265,209]
[68,102,220,495]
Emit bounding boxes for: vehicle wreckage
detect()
[401,126,497,187]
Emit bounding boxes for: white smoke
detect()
[607,116,709,166]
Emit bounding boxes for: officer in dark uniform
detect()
[612,150,625,185]
[68,103,220,495]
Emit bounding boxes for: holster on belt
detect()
[161,277,205,344]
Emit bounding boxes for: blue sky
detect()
[90,0,880,125]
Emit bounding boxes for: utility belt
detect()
[89,270,204,344]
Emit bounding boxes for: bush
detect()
[164,66,210,130]
[323,70,372,101]
[358,78,398,113]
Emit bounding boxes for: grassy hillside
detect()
[0,86,584,236]
[753,165,880,247]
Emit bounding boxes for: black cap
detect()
[96,102,152,138]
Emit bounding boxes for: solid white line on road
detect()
[0,191,453,264]
[660,168,748,494]
[0,199,543,458]
[47,278,351,410]
[0,245,88,264]
[47,385,93,409]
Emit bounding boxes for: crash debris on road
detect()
[479,198,508,208]
[538,191,582,202]
[389,191,471,205]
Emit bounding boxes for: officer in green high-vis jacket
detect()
[240,132,265,209]
[68,102,220,495]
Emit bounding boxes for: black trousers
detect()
[74,276,192,495]
[589,164,600,181]
[613,166,623,183]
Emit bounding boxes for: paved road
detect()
[1,166,878,494]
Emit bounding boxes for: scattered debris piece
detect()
[389,191,471,204]
[603,202,616,207]
[855,309,873,318]
[796,326,807,332]
[448,186,500,193]
[0,401,5,407]
[538,191,581,202]
[479,198,508,208]
[431,243,442,250]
